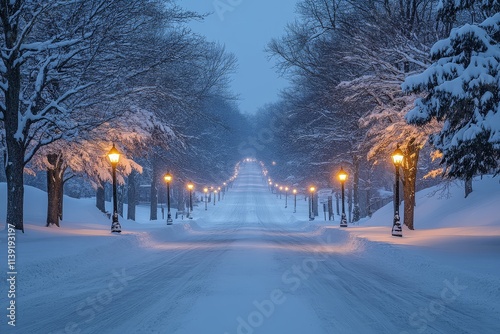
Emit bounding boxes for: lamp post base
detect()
[111,216,121,233]
[340,213,348,227]
[392,213,403,237]
[167,216,173,225]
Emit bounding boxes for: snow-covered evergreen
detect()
[403,12,500,179]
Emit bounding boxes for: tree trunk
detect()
[352,156,360,222]
[118,184,124,217]
[177,187,185,212]
[348,186,352,223]
[127,170,137,221]
[5,143,24,231]
[59,178,64,221]
[335,192,340,215]
[46,153,64,227]
[3,25,24,231]
[96,180,106,213]
[150,157,159,220]
[464,177,473,198]
[313,192,319,217]
[402,141,420,230]
[366,176,373,217]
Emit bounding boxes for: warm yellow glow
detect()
[164,172,172,183]
[218,187,221,191]
[107,144,120,165]
[309,186,316,193]
[279,186,283,191]
[392,147,404,165]
[285,187,289,191]
[293,189,297,194]
[275,183,278,187]
[338,167,348,182]
[203,187,208,193]
[187,182,194,190]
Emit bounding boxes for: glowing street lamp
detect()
[285,187,289,208]
[218,186,222,201]
[391,147,404,237]
[293,189,297,213]
[203,187,208,211]
[309,186,316,221]
[338,167,348,227]
[279,186,283,199]
[164,172,173,225]
[187,182,194,219]
[107,144,121,233]
[213,189,217,205]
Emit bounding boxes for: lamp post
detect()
[279,186,283,199]
[164,172,173,225]
[338,167,348,227]
[309,186,316,221]
[218,187,221,201]
[275,183,279,197]
[392,147,404,237]
[187,182,194,219]
[203,187,208,210]
[107,144,122,233]
[285,187,289,208]
[293,189,297,213]
[213,190,217,205]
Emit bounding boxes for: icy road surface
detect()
[3,162,499,334]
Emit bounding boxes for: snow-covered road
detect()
[3,162,499,333]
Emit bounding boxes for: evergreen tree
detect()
[403,11,500,181]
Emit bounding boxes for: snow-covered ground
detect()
[1,162,499,333]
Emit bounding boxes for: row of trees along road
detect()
[264,0,499,230]
[1,0,250,231]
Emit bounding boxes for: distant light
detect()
[164,172,172,183]
[338,167,347,182]
[309,186,316,193]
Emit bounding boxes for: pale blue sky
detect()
[181,0,298,114]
